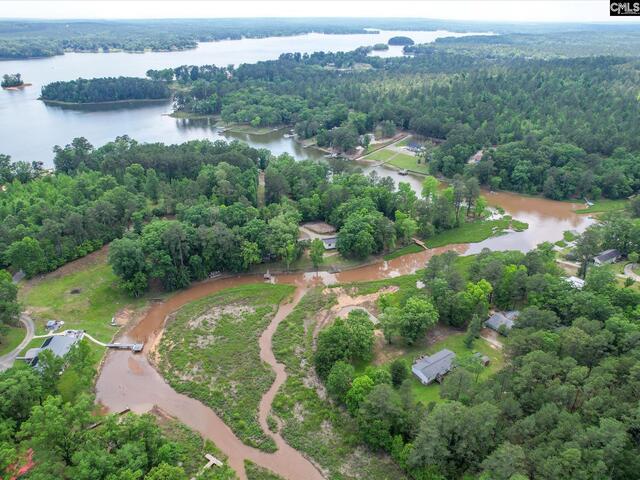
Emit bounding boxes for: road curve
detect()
[0,314,35,372]
[624,263,640,282]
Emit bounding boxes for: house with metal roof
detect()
[23,333,82,367]
[412,349,456,385]
[594,249,621,266]
[485,311,519,334]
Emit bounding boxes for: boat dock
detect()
[106,343,144,352]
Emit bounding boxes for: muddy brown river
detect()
[95,180,593,479]
[95,245,467,479]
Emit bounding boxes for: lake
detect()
[0,29,484,165]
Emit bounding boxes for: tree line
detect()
[0,136,485,295]
[40,77,170,103]
[157,47,640,200]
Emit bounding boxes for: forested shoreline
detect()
[44,49,640,202]
[0,136,490,294]
[40,77,171,104]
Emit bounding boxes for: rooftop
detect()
[412,349,456,385]
[28,333,82,366]
[594,249,621,263]
[485,311,519,332]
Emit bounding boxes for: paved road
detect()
[624,263,640,282]
[0,314,35,372]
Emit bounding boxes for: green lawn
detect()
[381,332,504,405]
[364,148,396,162]
[425,218,513,248]
[386,152,430,174]
[20,260,148,343]
[383,243,424,260]
[157,283,294,452]
[574,199,628,214]
[272,289,407,479]
[0,325,25,357]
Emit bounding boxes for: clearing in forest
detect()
[157,283,295,452]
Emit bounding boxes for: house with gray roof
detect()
[24,332,82,367]
[412,349,456,385]
[322,237,337,250]
[594,249,621,266]
[485,311,519,334]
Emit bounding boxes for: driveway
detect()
[0,314,35,372]
[624,263,640,282]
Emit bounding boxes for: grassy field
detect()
[157,283,295,452]
[368,332,504,405]
[574,199,628,214]
[272,289,407,480]
[245,460,284,480]
[424,218,516,248]
[386,152,429,174]
[0,325,25,357]
[363,148,396,162]
[383,243,424,260]
[20,260,149,343]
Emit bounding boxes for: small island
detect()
[388,36,415,46]
[372,43,389,51]
[1,73,30,89]
[40,76,171,105]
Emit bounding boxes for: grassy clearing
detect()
[383,243,424,260]
[574,199,628,214]
[349,270,504,405]
[424,218,512,248]
[20,260,148,343]
[363,148,396,162]
[224,124,284,135]
[272,289,406,480]
[371,332,504,405]
[386,153,429,175]
[0,325,25,357]
[157,283,294,452]
[245,460,284,480]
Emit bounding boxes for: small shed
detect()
[473,352,491,366]
[485,311,519,334]
[594,249,621,265]
[322,237,337,250]
[412,349,456,385]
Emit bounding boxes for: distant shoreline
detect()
[40,97,170,106]
[2,83,32,90]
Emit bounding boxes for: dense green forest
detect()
[40,77,170,103]
[0,136,483,293]
[315,242,640,480]
[148,46,640,200]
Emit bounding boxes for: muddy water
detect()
[95,163,593,479]
[359,163,594,252]
[96,245,467,479]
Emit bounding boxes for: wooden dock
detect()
[413,237,428,250]
[106,343,144,352]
